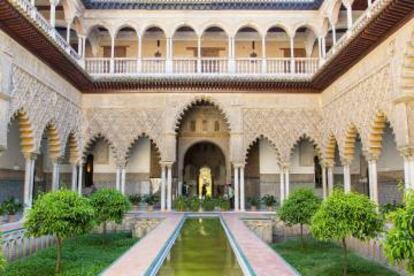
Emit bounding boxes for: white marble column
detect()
[52,160,60,191]
[78,36,82,56]
[23,154,33,210]
[240,166,245,212]
[331,22,337,45]
[368,159,378,204]
[327,166,334,195]
[121,168,126,195]
[137,34,142,73]
[82,36,86,59]
[228,37,235,73]
[409,158,414,189]
[234,166,239,211]
[197,36,202,73]
[321,36,327,58]
[318,37,322,59]
[71,164,77,192]
[261,36,267,73]
[116,167,121,191]
[29,158,36,207]
[346,4,353,31]
[166,37,173,73]
[110,36,115,73]
[66,22,71,43]
[322,166,327,199]
[284,168,290,198]
[167,163,172,211]
[161,165,166,211]
[280,168,285,202]
[78,164,83,195]
[50,2,56,27]
[343,163,351,193]
[290,37,295,73]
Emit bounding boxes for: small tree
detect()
[89,188,131,235]
[24,190,95,273]
[384,190,414,273]
[278,188,321,247]
[311,190,383,275]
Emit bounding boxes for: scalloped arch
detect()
[8,109,35,154]
[124,133,162,165]
[243,135,281,164]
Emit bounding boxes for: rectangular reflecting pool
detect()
[157,218,244,276]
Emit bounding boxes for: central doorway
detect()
[182,142,226,197]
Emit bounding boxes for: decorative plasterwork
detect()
[82,107,165,165]
[8,66,82,157]
[321,63,397,162]
[242,108,322,164]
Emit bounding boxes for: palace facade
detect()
[0,0,414,212]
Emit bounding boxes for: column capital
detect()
[232,162,245,168]
[160,161,174,168]
[23,152,38,160]
[399,146,414,159]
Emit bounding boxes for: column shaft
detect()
[346,5,353,30]
[121,168,126,195]
[71,165,77,192]
[78,165,83,195]
[234,166,239,211]
[52,161,60,191]
[331,23,337,45]
[343,164,351,193]
[50,4,56,27]
[29,159,35,207]
[322,166,327,199]
[290,37,295,73]
[116,168,121,191]
[66,23,71,43]
[284,168,290,198]
[409,159,414,189]
[23,158,32,209]
[327,166,334,195]
[368,160,378,204]
[280,168,285,202]
[161,165,166,211]
[240,167,245,211]
[167,165,172,211]
[197,37,202,73]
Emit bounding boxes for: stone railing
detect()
[85,57,319,76]
[1,227,56,261]
[324,0,390,64]
[9,0,81,61]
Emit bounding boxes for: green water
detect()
[157,218,243,276]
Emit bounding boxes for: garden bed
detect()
[272,237,398,276]
[3,232,137,276]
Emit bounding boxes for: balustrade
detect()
[84,57,320,76]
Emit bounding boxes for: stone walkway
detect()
[222,213,299,276]
[102,213,184,276]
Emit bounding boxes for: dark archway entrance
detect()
[182,142,226,197]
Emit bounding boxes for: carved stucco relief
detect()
[242,108,322,165]
[8,66,82,157]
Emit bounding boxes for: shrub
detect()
[0,241,5,272]
[143,194,158,206]
[311,190,383,275]
[24,190,95,273]
[248,196,261,208]
[128,194,141,206]
[218,197,230,211]
[384,190,414,273]
[175,196,187,211]
[1,197,23,215]
[262,194,277,208]
[89,188,131,235]
[278,188,321,247]
[187,196,200,211]
[201,197,216,211]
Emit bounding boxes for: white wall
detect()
[126,138,150,173]
[378,126,403,171]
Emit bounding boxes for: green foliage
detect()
[1,197,23,215]
[24,190,95,273]
[217,197,230,211]
[3,233,137,276]
[272,237,397,276]
[175,196,187,211]
[384,190,414,273]
[201,197,216,211]
[311,190,383,275]
[247,196,261,207]
[0,240,5,273]
[262,194,277,207]
[380,202,404,217]
[89,188,131,233]
[187,196,201,211]
[143,194,159,206]
[128,194,142,205]
[278,188,321,244]
[24,190,95,239]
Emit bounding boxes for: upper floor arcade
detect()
[1,0,412,91]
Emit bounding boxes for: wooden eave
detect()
[0,0,413,93]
